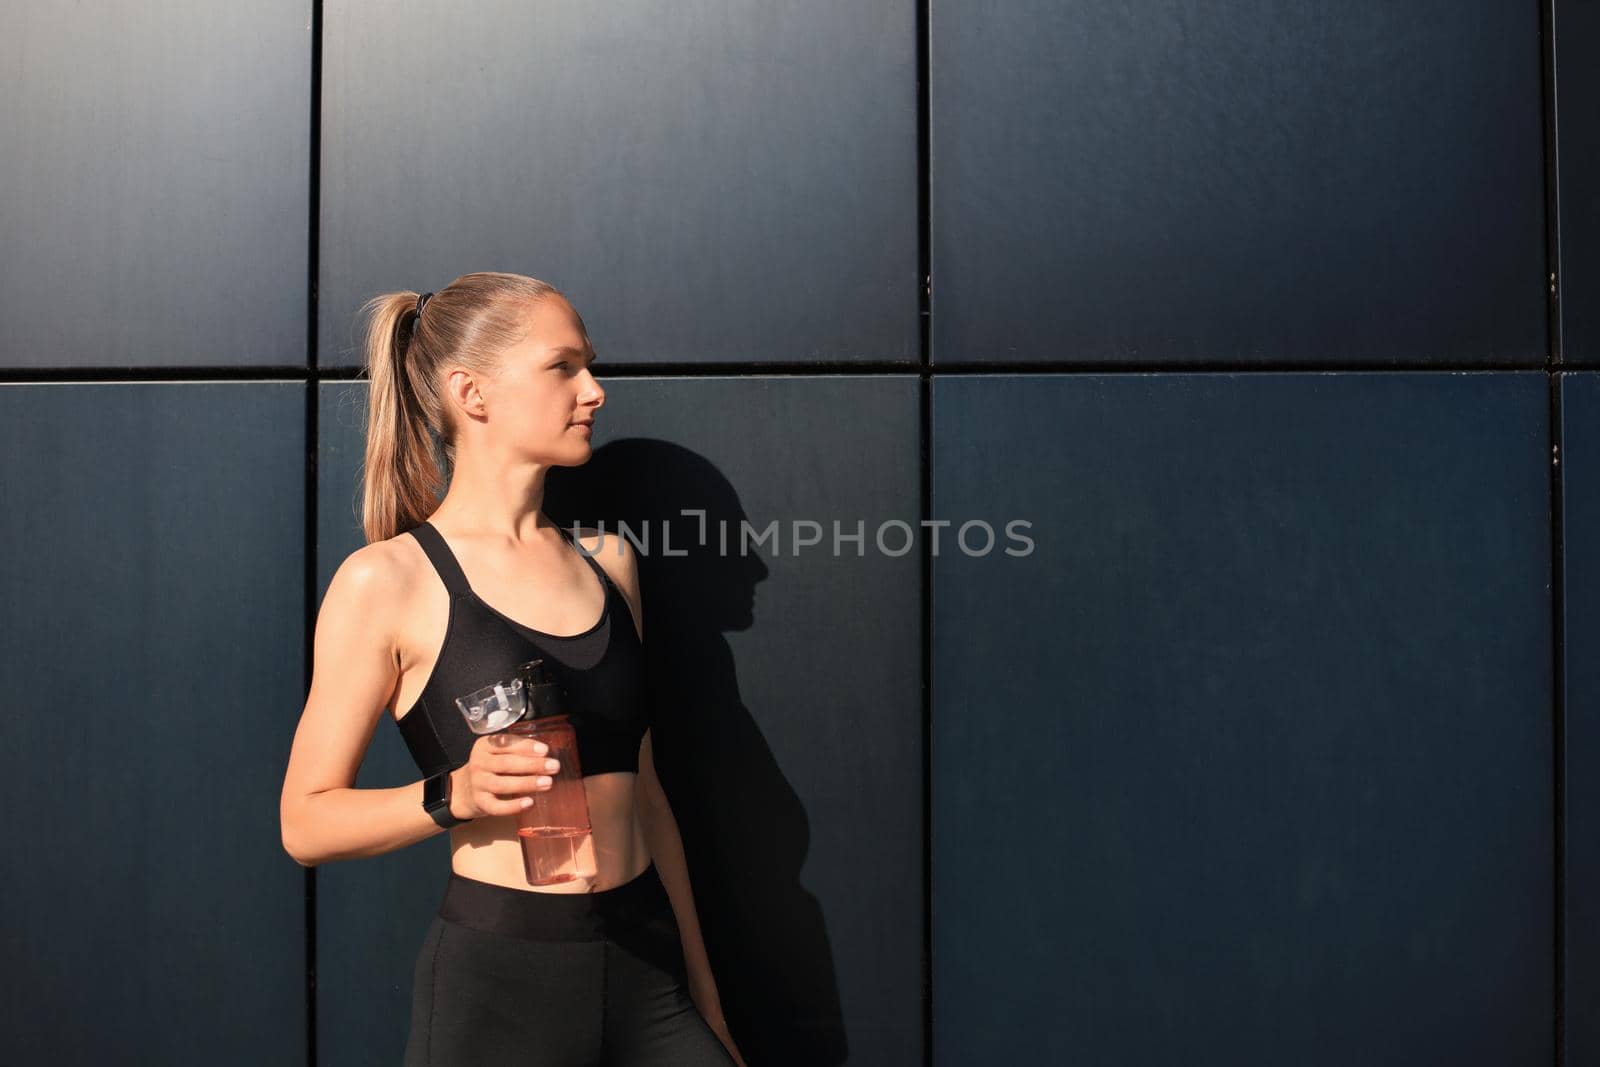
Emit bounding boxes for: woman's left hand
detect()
[690,971,747,1065]
[707,1017,748,1067]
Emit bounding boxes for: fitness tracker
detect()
[423,768,470,829]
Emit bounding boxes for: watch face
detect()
[425,771,448,810]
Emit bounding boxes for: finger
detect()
[484,754,552,781]
[490,733,548,755]
[479,794,534,817]
[493,754,560,775]
[485,772,555,794]
[474,786,546,815]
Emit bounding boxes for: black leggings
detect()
[403,861,737,1066]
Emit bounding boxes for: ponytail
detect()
[355,271,562,544]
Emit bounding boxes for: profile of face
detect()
[452,295,605,465]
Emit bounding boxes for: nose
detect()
[580,368,605,407]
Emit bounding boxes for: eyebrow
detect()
[548,345,596,362]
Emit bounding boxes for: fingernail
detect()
[537,776,552,786]
[520,797,533,808]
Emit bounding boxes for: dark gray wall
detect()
[933,373,1552,1063]
[931,0,1547,365]
[0,383,307,1062]
[0,4,309,368]
[317,1,919,368]
[1557,0,1598,364]
[1563,373,1600,1063]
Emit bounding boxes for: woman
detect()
[279,271,747,1066]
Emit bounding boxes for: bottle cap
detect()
[516,658,566,719]
[517,659,549,688]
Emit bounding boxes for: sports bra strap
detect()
[408,521,473,598]
[558,524,615,590]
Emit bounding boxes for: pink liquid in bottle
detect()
[507,661,596,886]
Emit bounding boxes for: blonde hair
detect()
[357,271,563,544]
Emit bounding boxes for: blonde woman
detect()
[280,272,746,1066]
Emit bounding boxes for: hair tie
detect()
[415,291,434,321]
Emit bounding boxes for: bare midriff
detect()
[446,770,652,893]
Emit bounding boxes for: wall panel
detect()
[1556,0,1598,363]
[0,382,307,1063]
[931,1,1547,365]
[1561,372,1599,1063]
[932,372,1552,1064]
[0,4,310,368]
[318,2,918,368]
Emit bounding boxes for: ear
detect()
[443,365,488,421]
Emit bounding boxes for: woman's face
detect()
[478,297,604,462]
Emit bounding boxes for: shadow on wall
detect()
[549,438,849,1067]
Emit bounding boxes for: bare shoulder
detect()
[573,526,643,639]
[329,534,417,599]
[320,534,424,645]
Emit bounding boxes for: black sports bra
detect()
[393,520,651,779]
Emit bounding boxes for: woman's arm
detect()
[636,730,727,1025]
[280,545,466,865]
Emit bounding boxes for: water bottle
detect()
[505,659,596,886]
